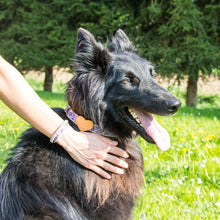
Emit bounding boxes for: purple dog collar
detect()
[65,105,99,133]
[65,105,116,138]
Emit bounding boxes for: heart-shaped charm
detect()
[75,116,94,132]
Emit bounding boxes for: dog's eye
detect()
[124,79,130,83]
[124,72,140,85]
[124,78,132,83]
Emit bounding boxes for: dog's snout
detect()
[166,99,181,114]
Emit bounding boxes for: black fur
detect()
[0,28,181,220]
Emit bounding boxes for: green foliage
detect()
[0,0,113,71]
[1,0,218,76]
[127,0,219,79]
[77,1,131,42]
[0,0,77,71]
[0,0,219,101]
[155,1,218,79]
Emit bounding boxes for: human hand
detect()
[57,126,129,179]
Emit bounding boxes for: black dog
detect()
[0,28,181,220]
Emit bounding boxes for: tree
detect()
[0,0,90,91]
[150,0,219,107]
[0,0,122,91]
[1,0,219,98]
[116,0,220,107]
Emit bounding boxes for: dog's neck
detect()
[65,105,117,138]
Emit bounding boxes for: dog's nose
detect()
[166,99,181,114]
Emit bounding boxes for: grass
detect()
[0,76,219,219]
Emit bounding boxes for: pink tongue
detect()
[132,109,170,151]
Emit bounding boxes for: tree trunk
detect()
[186,72,198,107]
[44,66,53,92]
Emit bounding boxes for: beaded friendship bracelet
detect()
[50,120,69,143]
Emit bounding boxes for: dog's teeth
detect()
[128,108,142,125]
[130,111,136,119]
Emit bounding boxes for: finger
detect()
[108,146,129,158]
[88,165,111,179]
[105,154,128,169]
[95,159,124,175]
[98,135,118,146]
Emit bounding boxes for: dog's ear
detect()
[108,29,137,53]
[75,28,110,75]
[76,28,96,53]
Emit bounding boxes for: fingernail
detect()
[118,169,124,174]
[124,152,129,158]
[106,174,111,179]
[111,141,118,145]
[124,163,128,168]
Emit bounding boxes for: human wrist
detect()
[56,125,78,150]
[50,120,69,143]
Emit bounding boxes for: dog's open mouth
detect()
[122,108,170,151]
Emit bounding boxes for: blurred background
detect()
[0,0,219,107]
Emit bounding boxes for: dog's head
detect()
[67,28,181,151]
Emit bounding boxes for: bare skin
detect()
[0,56,129,179]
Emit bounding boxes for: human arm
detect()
[0,56,128,179]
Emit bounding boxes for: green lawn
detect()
[0,76,219,219]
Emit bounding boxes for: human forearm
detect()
[0,56,63,138]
